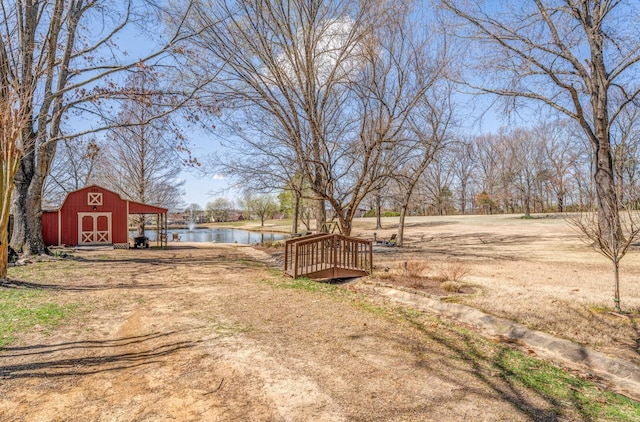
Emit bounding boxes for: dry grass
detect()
[350,213,640,365]
[225,214,640,364]
[441,281,463,293]
[434,260,471,282]
[405,260,430,278]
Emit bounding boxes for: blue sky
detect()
[179,170,230,208]
[106,3,515,210]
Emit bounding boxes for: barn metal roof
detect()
[49,184,168,214]
[128,201,168,214]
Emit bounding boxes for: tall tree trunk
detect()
[292,192,300,234]
[0,225,8,279]
[0,198,16,278]
[10,146,35,254]
[375,192,382,230]
[524,186,531,217]
[397,205,407,247]
[594,146,622,241]
[615,158,624,210]
[11,137,56,255]
[460,181,467,214]
[136,215,146,236]
[589,20,624,248]
[612,255,621,312]
[315,197,326,233]
[557,182,564,213]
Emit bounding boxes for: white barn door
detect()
[78,213,112,245]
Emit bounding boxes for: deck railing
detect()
[284,233,372,279]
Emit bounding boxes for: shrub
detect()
[435,260,470,283]
[409,280,425,289]
[404,260,430,278]
[441,281,463,293]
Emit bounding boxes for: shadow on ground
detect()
[0,331,199,379]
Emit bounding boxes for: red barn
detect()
[42,185,168,248]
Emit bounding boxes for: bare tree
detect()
[568,200,640,313]
[371,189,384,230]
[441,0,640,309]
[611,106,640,209]
[2,1,198,255]
[250,195,278,227]
[95,70,185,235]
[187,0,442,236]
[450,138,477,215]
[184,0,374,233]
[0,83,31,277]
[206,198,233,223]
[43,137,100,208]
[474,133,504,214]
[327,2,444,236]
[419,148,456,216]
[393,84,453,245]
[509,128,547,218]
[543,120,583,213]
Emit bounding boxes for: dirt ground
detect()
[1,214,639,421]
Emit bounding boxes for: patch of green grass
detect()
[588,304,611,314]
[268,276,340,294]
[440,296,466,303]
[586,303,640,317]
[260,274,639,419]
[496,348,640,420]
[265,275,390,317]
[266,268,282,277]
[237,259,264,268]
[0,288,74,349]
[8,265,44,280]
[395,307,640,421]
[353,300,389,316]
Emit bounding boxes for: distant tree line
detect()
[376,118,639,218]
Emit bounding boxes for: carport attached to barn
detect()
[42,185,168,248]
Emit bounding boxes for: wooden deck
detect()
[284,234,372,280]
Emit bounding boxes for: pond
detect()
[135,228,287,244]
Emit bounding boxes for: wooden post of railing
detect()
[369,241,373,274]
[331,234,338,278]
[294,243,299,278]
[284,242,289,272]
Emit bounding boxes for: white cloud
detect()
[212,174,225,180]
[263,17,363,87]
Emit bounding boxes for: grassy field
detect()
[231,213,640,365]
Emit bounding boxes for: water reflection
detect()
[135,228,286,244]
